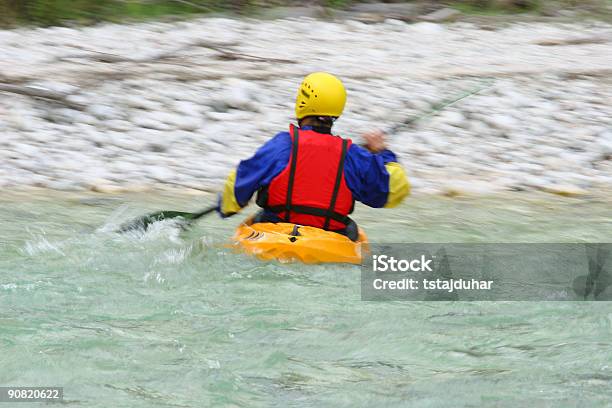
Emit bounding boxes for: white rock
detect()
[52,108,98,125]
[30,81,78,95]
[65,94,91,107]
[503,92,534,108]
[173,100,203,117]
[9,113,40,132]
[146,166,176,181]
[105,120,133,132]
[46,180,82,191]
[441,180,501,196]
[124,95,163,111]
[131,112,171,130]
[597,131,612,155]
[411,22,445,35]
[13,159,40,171]
[484,114,519,130]
[12,143,40,157]
[111,161,141,174]
[115,138,147,152]
[88,104,121,120]
[345,19,368,31]
[146,111,203,131]
[542,183,589,197]
[519,175,551,189]
[439,111,467,128]
[176,117,203,131]
[209,80,258,112]
[384,19,406,28]
[420,8,461,23]
[89,179,124,193]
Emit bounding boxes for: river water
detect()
[1,191,611,407]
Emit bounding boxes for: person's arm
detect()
[218,132,292,217]
[344,130,410,208]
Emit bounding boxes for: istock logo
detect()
[372,254,434,272]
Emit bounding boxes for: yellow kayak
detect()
[232,218,368,264]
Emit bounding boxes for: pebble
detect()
[411,22,446,35]
[484,114,519,130]
[146,166,176,182]
[542,184,589,197]
[173,101,203,118]
[131,113,171,130]
[420,8,462,23]
[439,111,467,128]
[12,144,40,157]
[0,17,610,197]
[88,104,121,120]
[49,108,98,125]
[124,95,163,111]
[176,117,203,131]
[89,180,125,194]
[105,120,133,132]
[598,131,612,155]
[212,87,256,112]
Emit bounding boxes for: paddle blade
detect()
[117,210,195,233]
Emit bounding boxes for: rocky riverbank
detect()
[1,16,611,196]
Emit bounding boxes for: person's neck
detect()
[299,119,332,135]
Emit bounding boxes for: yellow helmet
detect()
[295,72,347,120]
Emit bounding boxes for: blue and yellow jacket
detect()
[219,126,410,217]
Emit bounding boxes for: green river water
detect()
[1,191,611,407]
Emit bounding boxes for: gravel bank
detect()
[0,17,611,196]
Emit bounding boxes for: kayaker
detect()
[217,72,410,240]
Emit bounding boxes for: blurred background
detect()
[0,0,611,195]
[1,0,610,27]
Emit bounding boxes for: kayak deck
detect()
[232,218,368,264]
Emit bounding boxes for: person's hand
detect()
[362,130,387,153]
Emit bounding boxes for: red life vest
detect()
[257,124,354,231]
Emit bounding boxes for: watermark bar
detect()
[0,387,63,402]
[361,244,612,301]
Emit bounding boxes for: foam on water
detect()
[22,233,66,257]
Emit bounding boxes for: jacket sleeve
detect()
[218,132,292,217]
[343,144,410,208]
